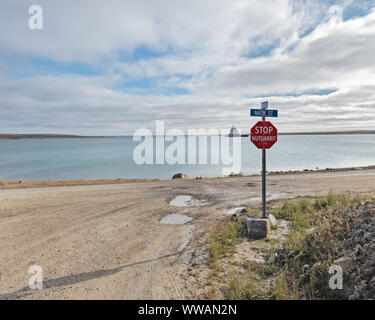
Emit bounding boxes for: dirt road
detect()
[1,169,375,299]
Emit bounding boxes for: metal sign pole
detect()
[262,148,266,218]
[262,113,266,218]
[250,101,278,219]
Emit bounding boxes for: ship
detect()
[229,125,240,137]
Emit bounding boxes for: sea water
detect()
[0,135,374,181]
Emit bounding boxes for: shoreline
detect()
[1,164,375,190]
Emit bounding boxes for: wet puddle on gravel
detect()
[160,213,193,225]
[169,195,209,207]
[169,195,192,207]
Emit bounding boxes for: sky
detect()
[1,0,375,135]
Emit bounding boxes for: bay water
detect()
[0,135,374,181]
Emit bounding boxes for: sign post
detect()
[262,115,266,219]
[250,102,278,218]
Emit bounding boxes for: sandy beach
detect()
[1,168,375,300]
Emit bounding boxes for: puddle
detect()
[169,195,209,207]
[170,195,192,207]
[160,213,193,225]
[244,182,257,187]
[226,207,246,215]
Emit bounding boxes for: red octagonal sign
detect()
[250,121,277,149]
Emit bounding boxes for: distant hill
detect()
[279,130,375,135]
[240,130,375,137]
[0,134,112,140]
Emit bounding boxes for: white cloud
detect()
[0,1,375,134]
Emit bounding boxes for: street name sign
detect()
[250,109,278,117]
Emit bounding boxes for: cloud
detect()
[0,0,375,134]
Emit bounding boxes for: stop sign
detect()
[250,121,277,149]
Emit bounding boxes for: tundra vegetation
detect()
[206,192,373,300]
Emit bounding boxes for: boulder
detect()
[244,218,270,240]
[268,214,277,227]
[235,210,257,221]
[172,173,189,180]
[334,256,354,274]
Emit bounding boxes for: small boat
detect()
[229,125,240,137]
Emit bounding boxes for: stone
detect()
[267,253,277,264]
[303,264,310,273]
[333,256,354,274]
[268,214,277,227]
[251,255,266,264]
[172,173,189,179]
[361,266,374,276]
[293,251,303,261]
[348,288,361,300]
[311,262,322,271]
[345,248,356,257]
[244,218,270,240]
[364,232,375,241]
[235,209,257,221]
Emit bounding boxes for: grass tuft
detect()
[208,219,245,267]
[271,198,314,231]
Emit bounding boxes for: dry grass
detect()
[214,192,372,300]
[271,192,371,299]
[207,219,246,268]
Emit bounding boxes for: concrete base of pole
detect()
[244,218,270,239]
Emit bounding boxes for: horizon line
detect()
[1,130,375,139]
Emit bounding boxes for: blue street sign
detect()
[250,109,278,117]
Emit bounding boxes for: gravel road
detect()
[1,169,374,299]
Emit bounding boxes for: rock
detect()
[333,256,354,274]
[361,266,374,276]
[251,254,266,264]
[348,288,361,300]
[172,173,189,179]
[235,209,257,221]
[358,280,367,291]
[268,214,277,227]
[364,232,375,241]
[293,251,303,261]
[370,276,375,288]
[267,253,277,264]
[345,248,356,257]
[244,218,270,240]
[303,264,310,273]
